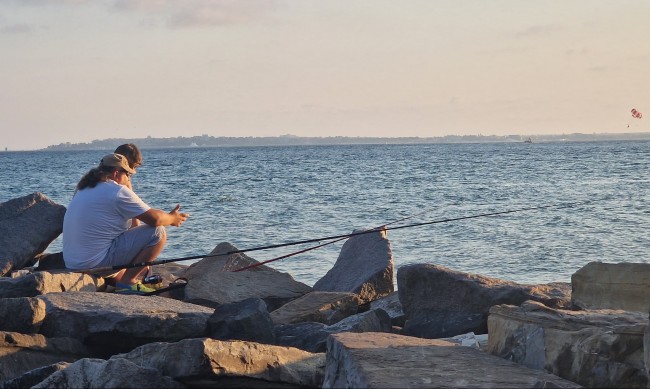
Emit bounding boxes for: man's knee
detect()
[153,226,167,245]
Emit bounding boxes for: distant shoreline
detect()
[5,132,650,152]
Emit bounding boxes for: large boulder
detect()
[112,337,326,388]
[35,292,213,357]
[313,228,394,302]
[0,331,88,382]
[0,193,66,276]
[32,358,184,388]
[208,298,275,344]
[270,291,361,325]
[323,332,580,388]
[0,270,102,299]
[275,309,392,353]
[571,261,650,312]
[181,242,312,310]
[1,362,70,389]
[397,263,572,338]
[488,300,647,388]
[0,297,47,334]
[369,291,405,327]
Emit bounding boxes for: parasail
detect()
[631,108,643,119]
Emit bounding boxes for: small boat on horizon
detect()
[524,137,533,144]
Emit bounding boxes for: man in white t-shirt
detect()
[63,153,189,294]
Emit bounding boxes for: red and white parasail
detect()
[631,108,643,119]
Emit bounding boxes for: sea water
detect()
[2,141,649,286]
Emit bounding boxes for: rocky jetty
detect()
[1,192,649,388]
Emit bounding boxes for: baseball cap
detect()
[99,153,136,174]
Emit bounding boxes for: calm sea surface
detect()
[2,141,649,286]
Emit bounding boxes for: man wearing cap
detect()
[63,153,189,294]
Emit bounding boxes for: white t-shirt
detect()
[63,180,151,270]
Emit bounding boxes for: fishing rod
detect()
[81,200,587,275]
[231,205,435,272]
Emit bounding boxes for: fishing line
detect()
[82,200,588,275]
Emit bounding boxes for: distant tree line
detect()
[42,132,650,151]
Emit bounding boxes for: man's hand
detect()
[169,204,189,227]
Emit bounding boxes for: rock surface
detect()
[323,332,581,388]
[181,243,312,310]
[313,228,394,302]
[0,332,88,382]
[0,297,47,334]
[397,263,572,338]
[35,292,213,356]
[113,337,326,388]
[0,193,66,276]
[32,358,184,388]
[270,291,361,325]
[208,298,275,344]
[275,309,392,353]
[0,270,102,299]
[488,300,647,388]
[571,261,650,312]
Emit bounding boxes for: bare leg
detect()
[113,232,167,285]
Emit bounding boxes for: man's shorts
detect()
[92,225,166,277]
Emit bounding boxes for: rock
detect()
[0,270,102,299]
[208,298,275,344]
[1,362,70,389]
[0,297,46,334]
[33,252,65,271]
[0,332,88,382]
[397,263,572,338]
[113,337,326,388]
[323,332,581,388]
[274,322,330,353]
[32,358,184,388]
[274,309,392,353]
[181,243,311,310]
[313,228,394,302]
[488,300,646,388]
[34,292,213,357]
[270,291,361,325]
[369,291,405,327]
[571,261,650,312]
[0,193,66,276]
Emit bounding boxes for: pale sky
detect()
[1,0,648,150]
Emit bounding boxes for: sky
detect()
[1,0,649,150]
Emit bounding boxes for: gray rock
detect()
[0,193,66,276]
[1,362,70,389]
[181,243,311,310]
[35,292,213,357]
[488,300,646,388]
[323,332,581,388]
[33,252,65,271]
[397,263,572,338]
[0,270,102,299]
[270,291,361,325]
[314,228,394,302]
[113,337,325,388]
[571,261,650,312]
[0,332,88,382]
[0,297,46,334]
[274,322,330,353]
[275,309,392,353]
[32,358,184,388]
[369,291,405,327]
[208,298,275,344]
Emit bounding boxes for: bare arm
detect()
[136,205,189,227]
